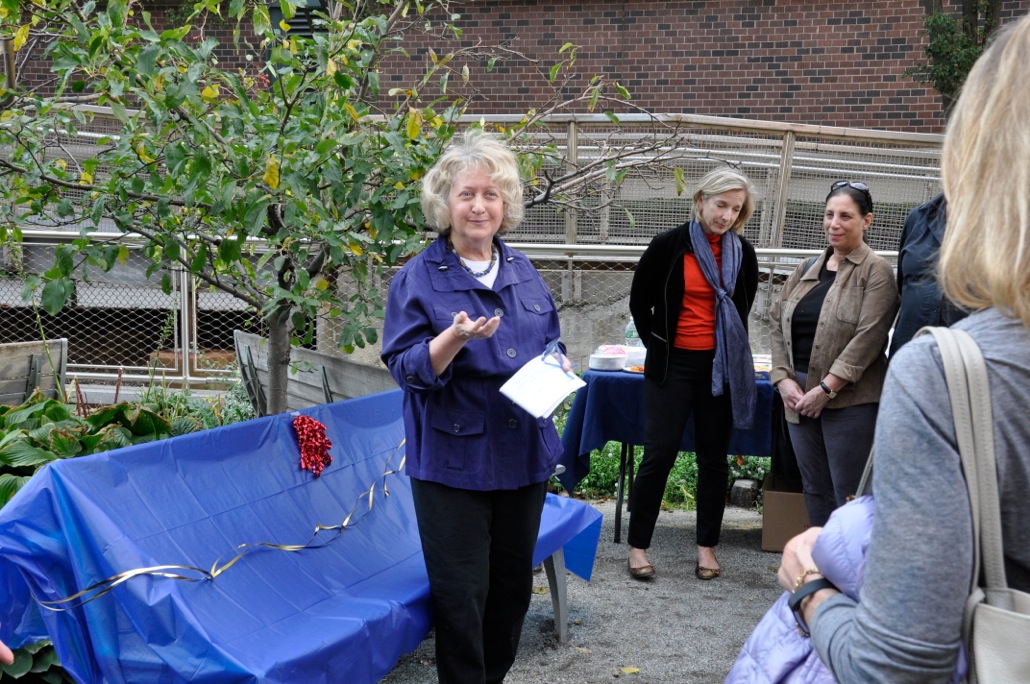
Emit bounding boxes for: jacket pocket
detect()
[518,296,554,316]
[835,287,864,325]
[429,409,487,470]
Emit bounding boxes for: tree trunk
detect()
[265,305,293,415]
[986,0,1002,37]
[961,0,979,42]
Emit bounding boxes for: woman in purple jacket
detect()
[381,130,570,684]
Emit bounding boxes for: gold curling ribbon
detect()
[38,442,406,611]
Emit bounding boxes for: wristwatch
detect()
[819,381,837,399]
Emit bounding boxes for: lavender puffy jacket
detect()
[724,496,875,684]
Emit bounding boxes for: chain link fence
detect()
[3,110,942,388]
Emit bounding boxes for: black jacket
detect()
[889,194,967,357]
[629,222,759,384]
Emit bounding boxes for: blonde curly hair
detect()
[420,130,525,235]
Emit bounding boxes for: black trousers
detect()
[627,348,733,550]
[410,478,548,684]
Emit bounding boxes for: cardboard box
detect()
[761,474,810,552]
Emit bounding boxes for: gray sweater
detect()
[811,307,1030,681]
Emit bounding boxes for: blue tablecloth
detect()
[0,389,601,684]
[557,369,775,492]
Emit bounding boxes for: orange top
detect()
[674,233,721,350]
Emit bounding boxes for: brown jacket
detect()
[770,243,899,420]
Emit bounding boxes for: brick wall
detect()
[10,1,1029,134]
[377,0,1029,133]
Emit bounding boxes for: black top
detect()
[890,194,968,357]
[791,262,835,373]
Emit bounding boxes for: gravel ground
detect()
[381,498,785,684]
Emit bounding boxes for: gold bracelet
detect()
[792,568,822,593]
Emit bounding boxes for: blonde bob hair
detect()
[938,14,1030,326]
[691,167,756,235]
[420,129,525,235]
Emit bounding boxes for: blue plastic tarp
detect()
[0,389,601,683]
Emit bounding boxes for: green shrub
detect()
[553,401,771,510]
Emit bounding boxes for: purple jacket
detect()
[381,236,564,491]
[725,497,875,683]
[726,496,967,683]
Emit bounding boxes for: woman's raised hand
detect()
[451,311,501,341]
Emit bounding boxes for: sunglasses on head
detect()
[831,180,870,194]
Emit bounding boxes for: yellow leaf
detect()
[278,19,290,32]
[54,159,67,170]
[393,181,405,190]
[326,58,337,76]
[315,278,329,291]
[346,39,363,51]
[117,245,130,265]
[201,84,219,102]
[531,586,548,595]
[263,156,280,189]
[134,141,154,164]
[344,103,360,122]
[348,241,364,256]
[406,108,423,140]
[14,24,30,51]
[620,667,641,674]
[79,171,93,185]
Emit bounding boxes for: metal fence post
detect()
[565,120,578,244]
[769,131,796,250]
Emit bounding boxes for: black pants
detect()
[628,348,733,550]
[410,478,548,684]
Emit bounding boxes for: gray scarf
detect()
[689,221,756,429]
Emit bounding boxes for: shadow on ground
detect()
[381,499,785,684]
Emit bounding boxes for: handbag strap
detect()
[854,447,874,497]
[924,327,1008,594]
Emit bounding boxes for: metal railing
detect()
[2,110,931,388]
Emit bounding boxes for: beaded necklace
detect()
[449,241,498,278]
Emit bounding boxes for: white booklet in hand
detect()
[500,353,585,419]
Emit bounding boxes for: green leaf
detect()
[190,243,209,272]
[0,442,58,468]
[0,474,34,507]
[40,279,75,316]
[2,644,34,677]
[106,0,128,27]
[218,238,243,263]
[135,45,161,76]
[170,417,200,436]
[52,244,75,276]
[49,429,85,458]
[252,4,272,36]
[2,402,48,429]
